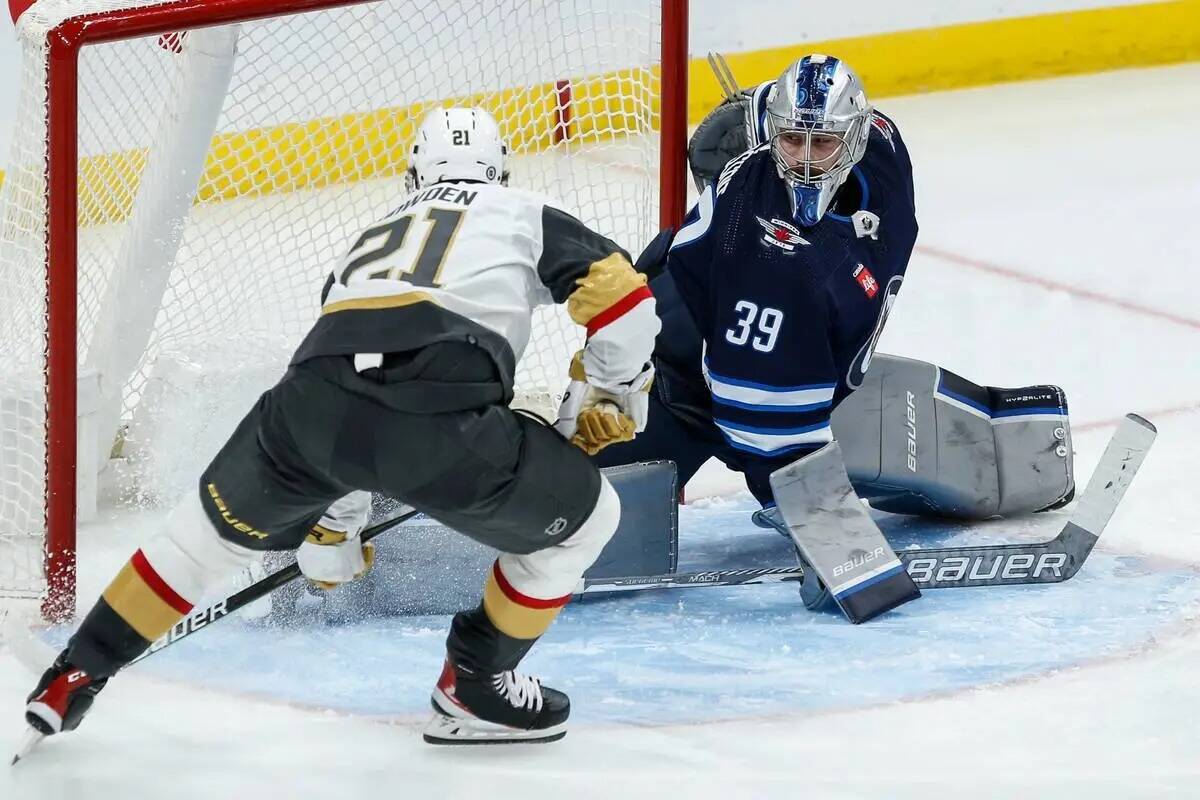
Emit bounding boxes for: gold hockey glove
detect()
[554,351,654,456]
[297,525,375,591]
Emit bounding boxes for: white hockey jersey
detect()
[291,180,658,393]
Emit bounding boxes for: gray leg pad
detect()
[770,443,921,623]
[832,354,1074,519]
[585,461,678,579]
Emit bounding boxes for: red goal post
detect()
[0,0,689,620]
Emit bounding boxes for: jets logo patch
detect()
[755,216,810,253]
[853,264,878,298]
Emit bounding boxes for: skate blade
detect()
[422,712,567,745]
[11,728,45,765]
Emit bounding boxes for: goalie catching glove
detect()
[555,351,654,455]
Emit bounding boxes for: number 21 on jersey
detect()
[725,300,783,352]
[339,207,465,287]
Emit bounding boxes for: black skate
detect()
[24,651,107,737]
[424,659,569,744]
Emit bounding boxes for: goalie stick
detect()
[577,413,1155,595]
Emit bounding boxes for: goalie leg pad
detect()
[769,442,921,624]
[583,461,678,580]
[832,354,1074,519]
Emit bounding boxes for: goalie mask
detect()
[406,107,509,192]
[764,55,872,226]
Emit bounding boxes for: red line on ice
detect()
[916,244,1200,333]
[1074,402,1200,433]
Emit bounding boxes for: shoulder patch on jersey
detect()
[869,113,897,153]
[851,210,881,240]
[755,216,810,252]
[716,143,767,198]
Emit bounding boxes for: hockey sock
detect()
[66,491,259,678]
[446,477,620,673]
[446,560,571,673]
[67,549,193,678]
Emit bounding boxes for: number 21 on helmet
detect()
[406,107,510,192]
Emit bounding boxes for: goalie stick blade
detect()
[900,413,1156,589]
[1067,413,1156,553]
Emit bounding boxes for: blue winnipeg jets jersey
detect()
[661,112,917,497]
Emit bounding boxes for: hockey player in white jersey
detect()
[22,107,659,746]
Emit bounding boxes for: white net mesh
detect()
[0,0,664,601]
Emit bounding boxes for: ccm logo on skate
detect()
[905,553,1068,584]
[207,483,269,540]
[832,546,887,577]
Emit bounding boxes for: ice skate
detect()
[24,651,108,738]
[424,659,569,744]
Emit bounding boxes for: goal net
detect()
[0,0,686,616]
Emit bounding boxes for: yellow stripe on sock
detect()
[481,570,565,640]
[101,561,187,642]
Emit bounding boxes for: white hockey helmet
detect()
[406,107,508,191]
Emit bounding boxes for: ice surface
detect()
[3,64,1200,797]
[50,494,1200,730]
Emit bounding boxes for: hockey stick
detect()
[706,51,741,101]
[577,414,1156,595]
[3,507,423,677]
[125,506,420,668]
[12,507,422,765]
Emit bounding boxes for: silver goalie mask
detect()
[764,54,872,226]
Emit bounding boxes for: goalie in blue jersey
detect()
[595,55,1076,600]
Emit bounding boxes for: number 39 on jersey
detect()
[725,300,784,353]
